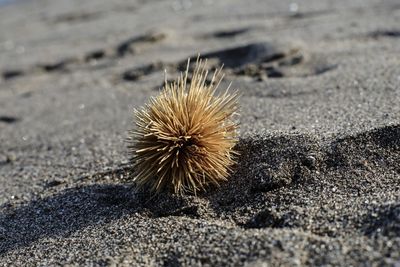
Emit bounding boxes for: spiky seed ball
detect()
[129,58,239,194]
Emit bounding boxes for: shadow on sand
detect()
[0,183,141,254]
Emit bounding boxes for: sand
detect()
[0,0,399,266]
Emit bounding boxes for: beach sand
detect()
[0,0,399,265]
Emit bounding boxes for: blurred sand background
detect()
[0,0,399,266]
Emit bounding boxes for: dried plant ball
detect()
[129,58,239,194]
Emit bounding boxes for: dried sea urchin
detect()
[129,58,239,194]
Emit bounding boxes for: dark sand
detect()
[0,0,399,266]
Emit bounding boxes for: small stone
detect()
[303,155,317,169]
[6,154,16,163]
